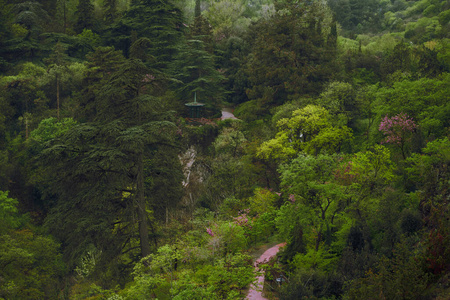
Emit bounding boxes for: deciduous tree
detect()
[257,105,352,160]
[379,113,417,159]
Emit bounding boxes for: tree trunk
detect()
[137,151,151,258]
[166,205,169,226]
[25,117,29,140]
[63,0,66,34]
[57,75,60,120]
[195,0,201,18]
[315,230,322,251]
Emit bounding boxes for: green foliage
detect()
[40,55,182,268]
[0,62,46,128]
[318,81,356,124]
[204,0,251,38]
[79,46,126,121]
[249,211,276,243]
[406,137,450,223]
[234,100,267,122]
[74,0,95,33]
[0,0,13,43]
[0,231,65,300]
[213,124,246,157]
[216,221,248,254]
[258,105,352,160]
[329,0,386,33]
[279,268,343,299]
[406,137,450,187]
[291,247,339,272]
[0,191,65,299]
[205,252,254,298]
[346,241,428,299]
[30,117,76,143]
[279,154,350,253]
[13,1,50,37]
[74,246,102,279]
[346,144,395,188]
[247,188,277,216]
[172,37,226,110]
[0,191,21,231]
[245,0,337,107]
[103,0,118,25]
[105,0,183,69]
[371,73,450,141]
[77,29,101,49]
[124,246,254,299]
[0,0,449,298]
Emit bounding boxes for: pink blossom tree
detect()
[379,113,417,159]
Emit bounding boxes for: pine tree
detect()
[194,0,201,18]
[245,0,337,107]
[42,58,182,262]
[79,46,126,121]
[105,0,184,71]
[172,38,225,110]
[74,0,94,33]
[103,0,117,25]
[45,41,69,120]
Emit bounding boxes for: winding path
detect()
[247,243,286,300]
[221,108,238,120]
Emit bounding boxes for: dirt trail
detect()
[246,243,286,300]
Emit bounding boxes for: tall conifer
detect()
[74,0,94,33]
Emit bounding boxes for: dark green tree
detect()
[13,1,50,38]
[74,0,94,33]
[244,0,337,108]
[194,0,201,18]
[1,1,50,60]
[103,0,118,25]
[328,0,385,33]
[0,0,13,69]
[45,41,70,120]
[41,59,182,264]
[105,0,183,70]
[172,37,226,111]
[78,46,126,122]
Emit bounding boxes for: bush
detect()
[279,269,343,299]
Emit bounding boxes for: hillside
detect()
[0,0,449,299]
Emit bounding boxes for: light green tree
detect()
[257,105,352,160]
[279,154,348,251]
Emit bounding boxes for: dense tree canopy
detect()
[0,0,449,298]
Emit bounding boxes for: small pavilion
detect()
[185,92,205,118]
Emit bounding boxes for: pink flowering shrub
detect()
[288,194,296,203]
[379,113,417,158]
[233,209,252,229]
[206,227,214,237]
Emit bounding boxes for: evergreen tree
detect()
[244,0,337,107]
[103,0,117,25]
[14,1,50,38]
[105,0,184,70]
[74,0,94,33]
[45,41,70,120]
[172,37,226,111]
[41,58,182,263]
[194,0,201,18]
[79,46,126,122]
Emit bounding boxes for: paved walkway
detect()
[247,243,286,300]
[221,108,238,120]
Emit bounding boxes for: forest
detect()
[0,0,449,298]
